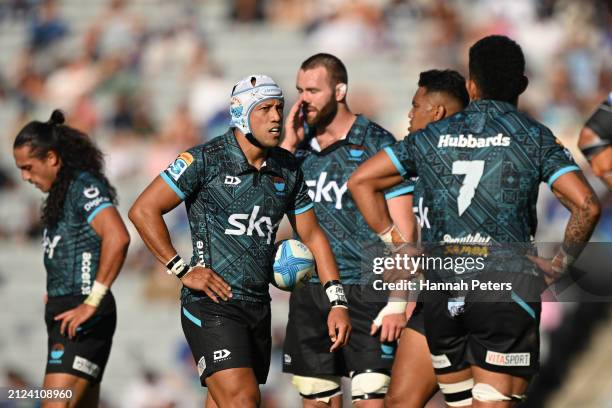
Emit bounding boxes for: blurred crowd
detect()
[0,0,610,407]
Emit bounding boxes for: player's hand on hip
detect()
[327,307,351,352]
[280,98,305,152]
[54,303,97,339]
[181,265,232,303]
[526,255,560,285]
[371,312,406,343]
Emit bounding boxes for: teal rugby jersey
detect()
[43,172,115,297]
[295,115,413,284]
[161,130,313,304]
[385,100,580,276]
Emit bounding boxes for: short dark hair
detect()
[469,35,528,103]
[418,69,469,108]
[300,53,348,85]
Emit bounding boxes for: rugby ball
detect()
[272,239,315,291]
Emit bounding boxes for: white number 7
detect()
[452,160,485,216]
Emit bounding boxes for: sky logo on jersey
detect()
[306,172,347,210]
[273,176,286,195]
[167,152,194,181]
[225,206,275,244]
[348,145,365,161]
[42,229,61,259]
[412,197,430,229]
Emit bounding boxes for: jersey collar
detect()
[303,114,369,155]
[466,99,518,114]
[224,129,283,176]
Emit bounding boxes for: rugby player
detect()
[129,75,351,408]
[13,110,130,407]
[385,69,469,408]
[578,92,612,189]
[280,53,415,407]
[349,35,601,407]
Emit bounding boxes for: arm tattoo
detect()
[563,193,600,257]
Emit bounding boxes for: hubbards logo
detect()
[438,133,510,148]
[225,206,275,244]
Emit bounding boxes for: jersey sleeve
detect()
[286,168,314,215]
[540,129,581,188]
[382,133,419,181]
[376,131,416,199]
[72,173,114,224]
[160,147,203,201]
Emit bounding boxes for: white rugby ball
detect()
[272,239,315,291]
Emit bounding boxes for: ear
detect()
[433,105,446,121]
[46,150,60,166]
[336,83,347,101]
[466,79,478,100]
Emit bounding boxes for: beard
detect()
[305,98,338,130]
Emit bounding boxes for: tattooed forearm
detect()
[562,193,601,257]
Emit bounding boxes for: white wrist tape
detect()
[324,280,348,309]
[552,247,575,275]
[166,255,193,279]
[84,281,108,308]
[372,300,408,327]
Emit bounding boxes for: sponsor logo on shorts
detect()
[431,354,452,369]
[83,185,100,199]
[167,152,194,181]
[197,356,206,376]
[72,356,100,377]
[447,297,465,317]
[49,343,64,364]
[485,351,530,367]
[213,349,231,362]
[284,354,292,365]
[381,344,395,359]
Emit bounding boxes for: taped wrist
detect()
[324,280,348,309]
[551,247,575,275]
[372,299,408,327]
[166,254,192,279]
[84,281,108,307]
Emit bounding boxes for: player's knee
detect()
[472,382,525,403]
[292,375,342,404]
[225,387,260,408]
[351,370,390,402]
[439,378,474,407]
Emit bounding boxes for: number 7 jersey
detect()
[384,100,580,245]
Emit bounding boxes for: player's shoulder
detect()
[356,116,396,148]
[69,171,109,200]
[268,147,300,172]
[505,109,554,140]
